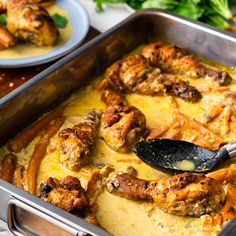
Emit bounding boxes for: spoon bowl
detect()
[133,139,235,172]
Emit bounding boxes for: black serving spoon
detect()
[133,139,236,173]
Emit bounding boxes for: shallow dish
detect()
[0,0,89,68]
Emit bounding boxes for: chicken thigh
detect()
[106,172,225,217]
[7,0,59,46]
[101,104,148,153]
[101,54,201,102]
[141,43,231,85]
[58,109,101,171]
[39,175,88,212]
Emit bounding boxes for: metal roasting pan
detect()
[1,9,236,236]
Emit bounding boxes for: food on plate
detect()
[0,0,6,13]
[0,26,16,49]
[7,0,59,46]
[58,109,102,171]
[1,42,236,235]
[0,0,70,55]
[0,0,55,13]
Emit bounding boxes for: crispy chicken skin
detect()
[0,0,7,12]
[101,89,126,106]
[102,54,201,102]
[0,26,16,49]
[106,172,225,217]
[58,109,101,171]
[7,0,59,46]
[101,104,148,153]
[0,0,54,12]
[141,43,232,85]
[39,175,104,226]
[39,176,88,212]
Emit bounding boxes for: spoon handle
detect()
[225,141,236,158]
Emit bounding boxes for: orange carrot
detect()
[0,153,17,183]
[26,117,65,194]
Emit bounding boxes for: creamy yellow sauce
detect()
[173,160,195,171]
[1,55,236,236]
[0,5,72,58]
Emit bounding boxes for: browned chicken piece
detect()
[141,43,232,85]
[0,26,16,49]
[26,0,55,7]
[101,104,148,153]
[100,89,148,153]
[0,0,54,12]
[7,0,59,46]
[101,89,126,106]
[102,54,201,102]
[39,176,88,213]
[58,109,101,171]
[106,172,225,217]
[39,175,102,226]
[0,0,7,12]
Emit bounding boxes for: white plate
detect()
[0,0,89,68]
[79,0,134,32]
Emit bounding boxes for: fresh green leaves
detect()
[142,0,177,10]
[204,14,230,29]
[174,1,204,20]
[93,0,235,30]
[208,0,232,19]
[51,13,68,29]
[94,0,128,12]
[0,14,6,25]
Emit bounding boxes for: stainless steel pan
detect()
[1,9,236,236]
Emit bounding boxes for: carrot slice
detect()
[8,107,64,153]
[26,117,65,194]
[0,153,17,183]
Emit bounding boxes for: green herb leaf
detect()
[141,0,178,10]
[204,13,230,29]
[0,14,7,25]
[51,13,68,29]
[92,0,234,31]
[208,0,232,19]
[93,0,128,12]
[174,1,204,20]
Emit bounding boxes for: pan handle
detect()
[7,198,90,236]
[225,141,236,159]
